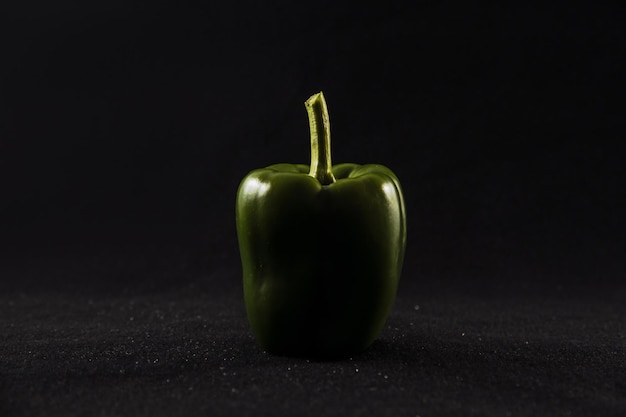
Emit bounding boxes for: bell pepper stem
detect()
[306,92,336,185]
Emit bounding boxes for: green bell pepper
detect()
[236,92,406,359]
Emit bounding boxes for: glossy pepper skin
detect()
[236,92,406,359]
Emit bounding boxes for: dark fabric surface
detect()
[2,251,625,417]
[2,1,626,416]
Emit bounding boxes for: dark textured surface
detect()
[2,2,625,416]
[1,253,625,417]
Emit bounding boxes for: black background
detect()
[1,2,625,416]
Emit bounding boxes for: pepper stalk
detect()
[306,91,336,185]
